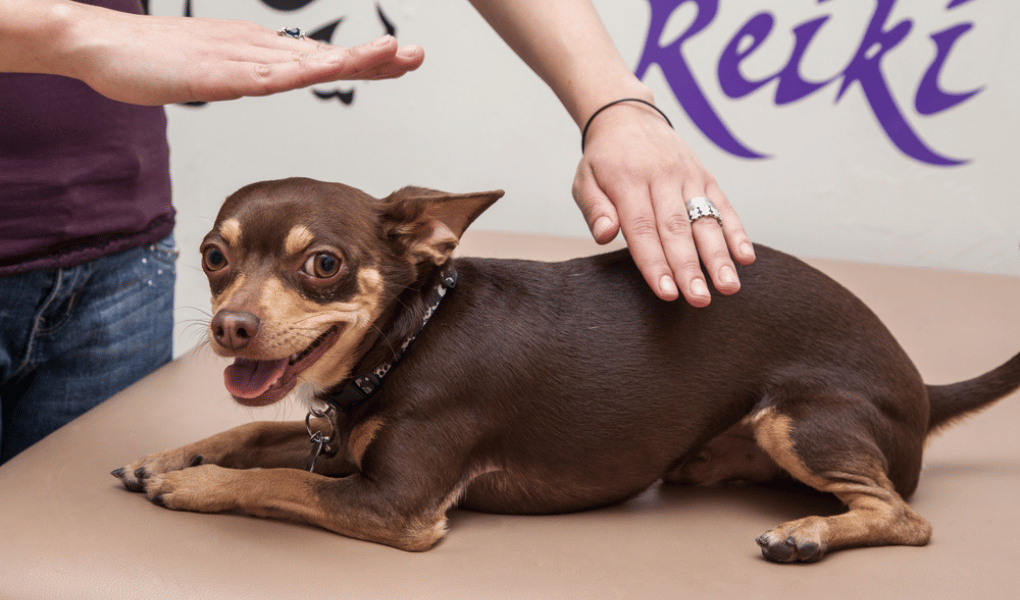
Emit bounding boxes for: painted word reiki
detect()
[637,0,984,166]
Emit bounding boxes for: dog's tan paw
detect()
[756,517,830,563]
[145,464,240,513]
[111,450,205,493]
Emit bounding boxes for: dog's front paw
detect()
[112,449,205,492]
[756,517,829,563]
[145,464,241,513]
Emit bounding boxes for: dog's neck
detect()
[321,263,458,412]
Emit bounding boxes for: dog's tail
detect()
[926,350,1020,433]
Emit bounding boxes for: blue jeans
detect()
[0,235,177,464]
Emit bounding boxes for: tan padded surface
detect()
[1,232,1017,599]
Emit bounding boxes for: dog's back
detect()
[393,246,931,512]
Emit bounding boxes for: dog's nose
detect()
[211,310,261,351]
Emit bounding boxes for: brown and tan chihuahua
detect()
[114,177,1020,561]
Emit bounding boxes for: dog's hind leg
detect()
[664,420,788,486]
[749,404,932,563]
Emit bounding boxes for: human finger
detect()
[705,181,756,266]
[186,35,423,101]
[251,35,423,89]
[650,185,712,306]
[572,161,621,244]
[612,187,682,302]
[684,193,740,297]
[283,35,424,82]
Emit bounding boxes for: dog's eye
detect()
[202,247,228,272]
[303,253,342,279]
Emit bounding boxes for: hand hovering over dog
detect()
[469,0,755,305]
[0,0,424,106]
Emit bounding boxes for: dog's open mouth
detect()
[223,325,342,406]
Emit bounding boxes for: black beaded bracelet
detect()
[580,98,674,151]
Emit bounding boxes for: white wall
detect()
[149,0,1020,354]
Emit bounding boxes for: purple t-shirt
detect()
[0,0,174,275]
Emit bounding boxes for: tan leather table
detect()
[1,232,1018,599]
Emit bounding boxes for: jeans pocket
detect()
[149,234,179,270]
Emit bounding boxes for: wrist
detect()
[571,80,655,130]
[48,1,110,82]
[581,97,673,151]
[0,0,83,76]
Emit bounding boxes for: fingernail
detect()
[692,278,709,298]
[719,265,737,284]
[659,275,678,298]
[741,241,755,260]
[397,46,421,60]
[593,216,613,239]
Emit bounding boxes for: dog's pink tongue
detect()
[224,358,288,399]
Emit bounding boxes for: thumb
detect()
[572,165,620,245]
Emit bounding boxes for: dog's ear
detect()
[381,187,504,265]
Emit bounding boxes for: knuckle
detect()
[626,215,659,238]
[245,21,267,35]
[704,251,734,271]
[253,62,273,79]
[662,214,693,237]
[570,180,586,204]
[659,154,685,175]
[674,257,704,277]
[680,180,709,199]
[249,65,277,95]
[704,177,725,196]
[641,155,679,179]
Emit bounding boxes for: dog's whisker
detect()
[180,263,208,274]
[368,322,401,357]
[177,311,214,350]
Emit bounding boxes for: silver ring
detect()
[277,27,306,39]
[685,196,722,225]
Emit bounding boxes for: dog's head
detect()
[200,177,503,406]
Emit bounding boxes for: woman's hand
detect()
[2,1,424,106]
[573,101,755,305]
[68,10,425,106]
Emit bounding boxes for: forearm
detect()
[468,0,653,128]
